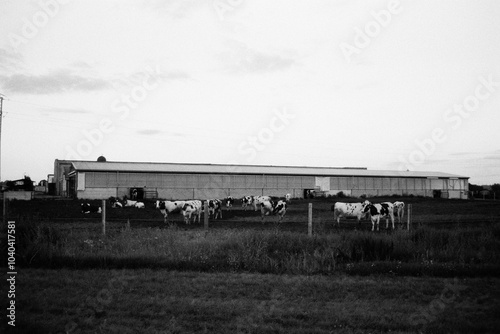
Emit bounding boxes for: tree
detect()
[491,183,500,195]
[468,183,483,192]
[23,176,34,191]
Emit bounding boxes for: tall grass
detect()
[6,218,500,276]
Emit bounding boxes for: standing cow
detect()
[206,199,223,219]
[331,200,371,226]
[241,196,254,210]
[224,196,235,211]
[260,200,288,223]
[361,201,395,231]
[181,200,202,224]
[156,200,186,223]
[393,201,405,224]
[253,195,272,211]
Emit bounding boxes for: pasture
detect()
[1,196,500,333]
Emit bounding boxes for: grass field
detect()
[2,196,500,333]
[3,269,500,333]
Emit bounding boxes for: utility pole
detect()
[0,94,3,182]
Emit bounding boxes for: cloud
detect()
[483,152,500,160]
[109,69,190,92]
[221,41,297,74]
[0,70,110,94]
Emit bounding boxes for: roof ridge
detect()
[63,160,469,178]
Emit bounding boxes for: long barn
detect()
[53,159,469,200]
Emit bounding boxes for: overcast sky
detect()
[1,0,499,185]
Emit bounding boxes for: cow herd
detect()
[81,195,406,231]
[332,200,405,231]
[153,195,290,224]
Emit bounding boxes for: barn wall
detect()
[80,172,315,200]
[78,188,117,199]
[76,169,466,200]
[328,176,434,198]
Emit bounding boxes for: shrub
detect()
[337,191,347,198]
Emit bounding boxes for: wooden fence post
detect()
[308,203,313,237]
[102,199,106,236]
[204,200,209,230]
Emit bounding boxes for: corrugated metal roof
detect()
[63,160,469,179]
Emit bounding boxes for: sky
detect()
[0,0,499,185]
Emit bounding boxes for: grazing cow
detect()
[224,196,235,211]
[241,196,254,210]
[156,200,186,223]
[253,195,272,211]
[331,201,371,226]
[207,199,223,219]
[181,200,202,224]
[285,193,292,203]
[81,202,102,214]
[260,199,288,222]
[361,202,395,231]
[393,201,405,224]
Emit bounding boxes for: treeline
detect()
[469,183,500,199]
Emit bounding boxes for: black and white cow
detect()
[109,197,123,208]
[260,199,288,222]
[224,196,235,211]
[253,195,272,211]
[81,202,102,214]
[207,199,223,219]
[361,201,395,231]
[181,200,202,224]
[331,200,371,226]
[123,198,144,208]
[156,200,186,223]
[241,196,254,210]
